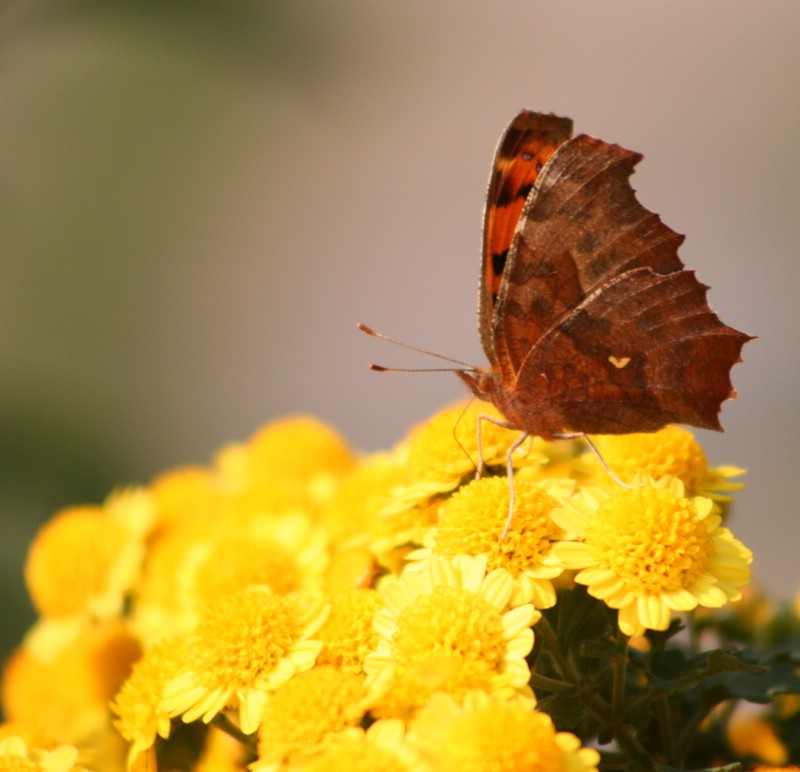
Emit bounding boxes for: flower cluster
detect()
[3,404,796,771]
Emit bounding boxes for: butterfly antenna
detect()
[451,397,480,473]
[357,323,476,370]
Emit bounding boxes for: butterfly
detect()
[456,110,751,444]
[361,110,751,532]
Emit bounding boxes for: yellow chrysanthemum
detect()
[110,640,186,769]
[148,465,220,536]
[130,516,219,644]
[751,767,800,772]
[385,402,546,515]
[323,448,443,564]
[193,510,329,604]
[316,589,382,675]
[135,509,328,648]
[552,477,752,636]
[25,489,152,621]
[409,691,600,772]
[364,555,538,717]
[215,415,355,516]
[580,426,745,500]
[324,547,379,594]
[322,452,409,547]
[289,719,418,772]
[0,734,86,772]
[728,709,787,766]
[413,475,573,607]
[2,620,140,746]
[247,415,355,478]
[159,586,328,734]
[252,666,368,769]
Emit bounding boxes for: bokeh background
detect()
[2,1,798,666]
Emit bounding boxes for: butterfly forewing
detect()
[479,111,573,366]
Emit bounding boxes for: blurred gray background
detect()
[2,1,798,666]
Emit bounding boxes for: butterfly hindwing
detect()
[517,266,751,434]
[489,133,750,436]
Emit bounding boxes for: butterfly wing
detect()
[521,266,752,434]
[495,135,751,435]
[479,111,573,366]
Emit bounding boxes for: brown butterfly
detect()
[361,110,751,530]
[457,110,751,444]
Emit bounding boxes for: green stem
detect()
[536,615,654,770]
[611,630,629,719]
[654,693,674,761]
[528,672,574,694]
[211,712,258,755]
[536,614,581,684]
[673,695,732,767]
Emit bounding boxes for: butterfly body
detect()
[460,111,752,441]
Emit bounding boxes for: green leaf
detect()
[536,689,586,729]
[702,652,800,703]
[648,648,765,697]
[580,638,620,660]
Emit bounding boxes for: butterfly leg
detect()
[475,412,517,478]
[475,413,530,537]
[554,433,638,490]
[501,431,529,539]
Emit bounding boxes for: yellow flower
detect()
[579,426,745,500]
[751,767,800,772]
[25,488,152,622]
[110,640,186,769]
[322,452,409,547]
[130,518,216,644]
[134,509,327,645]
[552,477,752,636]
[0,734,87,772]
[158,586,328,734]
[322,448,441,564]
[215,415,355,516]
[316,589,382,675]
[252,666,368,769]
[2,620,140,746]
[385,402,545,515]
[408,691,600,772]
[414,475,572,607]
[728,708,787,766]
[324,547,379,594]
[364,555,538,717]
[148,465,221,536]
[289,719,418,772]
[192,510,329,604]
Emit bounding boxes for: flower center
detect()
[392,586,506,692]
[442,706,567,772]
[441,478,562,571]
[191,589,299,691]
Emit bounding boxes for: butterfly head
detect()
[456,368,500,404]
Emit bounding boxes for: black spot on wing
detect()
[492,250,508,278]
